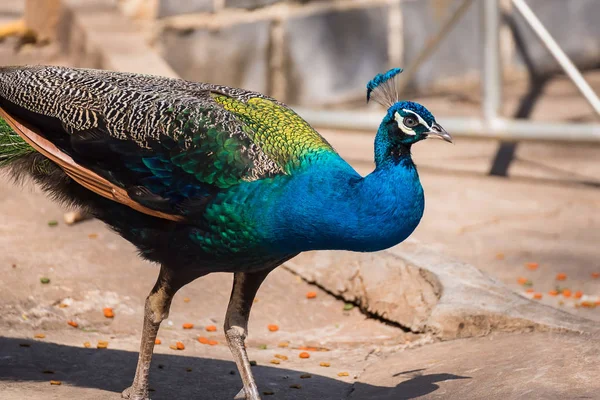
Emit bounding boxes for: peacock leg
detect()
[122,265,201,400]
[225,269,273,400]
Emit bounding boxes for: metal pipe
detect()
[397,0,475,92]
[512,0,600,117]
[295,107,600,141]
[482,0,503,124]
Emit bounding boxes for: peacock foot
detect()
[234,387,262,400]
[122,386,150,400]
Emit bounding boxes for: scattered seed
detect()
[562,289,572,298]
[19,343,31,347]
[169,343,184,351]
[208,340,218,346]
[198,337,209,345]
[42,370,54,374]
[343,303,354,311]
[155,339,161,345]
[574,291,583,299]
[300,374,312,379]
[88,233,98,239]
[182,323,194,329]
[230,370,236,375]
[495,253,505,260]
[306,292,317,299]
[50,380,62,385]
[58,303,68,308]
[259,344,268,350]
[592,273,600,279]
[517,277,528,285]
[268,324,279,332]
[337,372,349,377]
[525,262,538,270]
[556,273,567,281]
[103,308,114,318]
[186,367,192,372]
[525,288,535,293]
[249,360,257,366]
[183,297,191,303]
[581,301,596,308]
[277,342,289,348]
[320,362,331,367]
[83,342,91,348]
[34,333,46,339]
[97,340,108,349]
[205,325,216,332]
[12,264,17,268]
[47,220,58,227]
[263,391,274,395]
[533,293,542,300]
[158,364,164,369]
[523,280,533,287]
[40,277,50,284]
[548,290,559,296]
[289,384,302,389]
[298,346,319,352]
[274,354,288,361]
[67,321,78,328]
[299,352,310,359]
[270,359,280,365]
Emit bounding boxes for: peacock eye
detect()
[403,116,418,128]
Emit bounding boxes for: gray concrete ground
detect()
[1,1,600,398]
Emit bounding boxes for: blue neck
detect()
[261,153,424,254]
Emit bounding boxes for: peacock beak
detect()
[426,123,453,143]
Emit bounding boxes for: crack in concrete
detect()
[281,264,415,333]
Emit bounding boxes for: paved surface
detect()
[1,2,600,398]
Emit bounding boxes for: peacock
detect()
[0,65,451,400]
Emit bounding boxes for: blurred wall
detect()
[135,0,600,106]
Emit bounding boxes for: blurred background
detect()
[1,0,599,319]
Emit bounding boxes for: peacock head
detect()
[368,68,452,147]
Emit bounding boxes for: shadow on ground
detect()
[0,337,469,400]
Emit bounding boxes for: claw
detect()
[234,388,246,399]
[122,386,150,400]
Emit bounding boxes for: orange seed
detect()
[103,307,114,318]
[182,323,194,329]
[526,262,538,270]
[268,324,279,332]
[299,352,310,359]
[198,337,209,345]
[205,325,217,332]
[155,339,161,345]
[67,320,78,328]
[306,291,317,299]
[556,273,567,281]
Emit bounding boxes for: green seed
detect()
[343,303,354,311]
[258,344,267,350]
[47,220,58,227]
[40,277,50,284]
[249,360,257,366]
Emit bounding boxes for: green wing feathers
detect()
[213,95,336,173]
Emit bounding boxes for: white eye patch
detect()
[394,109,432,136]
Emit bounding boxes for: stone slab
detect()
[160,20,271,93]
[351,332,600,400]
[284,6,389,105]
